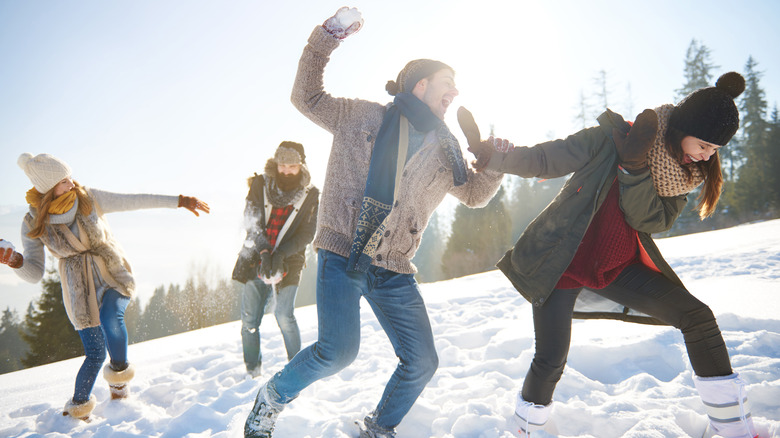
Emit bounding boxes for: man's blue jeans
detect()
[73,288,130,403]
[269,249,438,429]
[241,278,301,370]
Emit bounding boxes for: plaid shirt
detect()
[265,205,295,248]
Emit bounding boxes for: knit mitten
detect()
[614,109,658,174]
[457,106,493,172]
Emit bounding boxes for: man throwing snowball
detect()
[244,6,503,438]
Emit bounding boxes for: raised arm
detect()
[290,8,376,134]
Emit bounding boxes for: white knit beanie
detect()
[18,153,72,193]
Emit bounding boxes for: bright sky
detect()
[1,0,779,312]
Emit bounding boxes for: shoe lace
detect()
[362,414,396,438]
[734,376,759,438]
[248,401,278,431]
[517,399,534,436]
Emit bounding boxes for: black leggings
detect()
[522,264,732,405]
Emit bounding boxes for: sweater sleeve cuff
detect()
[310,25,341,53]
[485,151,505,172]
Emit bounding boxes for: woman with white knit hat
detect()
[0,152,209,421]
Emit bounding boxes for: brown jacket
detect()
[292,26,503,274]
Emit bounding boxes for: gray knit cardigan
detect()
[292,26,503,274]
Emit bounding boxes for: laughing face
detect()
[412,68,458,120]
[53,178,75,197]
[680,135,720,164]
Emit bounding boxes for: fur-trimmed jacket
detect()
[15,189,179,330]
[231,160,319,288]
[291,26,503,274]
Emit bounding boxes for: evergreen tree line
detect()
[3,39,778,374]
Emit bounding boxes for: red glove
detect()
[0,240,23,269]
[322,7,364,39]
[490,136,515,152]
[178,195,210,217]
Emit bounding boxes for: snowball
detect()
[262,272,283,285]
[337,7,362,28]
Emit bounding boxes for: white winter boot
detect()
[103,363,135,400]
[693,372,758,438]
[63,394,97,421]
[510,393,552,437]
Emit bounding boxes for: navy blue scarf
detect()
[347,92,467,272]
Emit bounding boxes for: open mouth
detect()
[685,154,700,163]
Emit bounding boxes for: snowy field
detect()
[1,220,779,438]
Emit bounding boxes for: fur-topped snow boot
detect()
[63,395,97,421]
[510,393,552,437]
[693,372,758,438]
[103,362,135,400]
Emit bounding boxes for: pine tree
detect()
[573,90,591,130]
[413,209,447,283]
[441,186,511,279]
[676,39,718,101]
[732,57,772,219]
[767,106,780,211]
[505,176,566,241]
[124,297,142,343]
[21,267,82,368]
[139,285,177,340]
[593,69,610,109]
[0,307,28,374]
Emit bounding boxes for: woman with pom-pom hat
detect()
[0,153,209,421]
[469,72,759,438]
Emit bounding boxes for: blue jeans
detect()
[241,279,301,370]
[269,249,438,429]
[73,289,130,403]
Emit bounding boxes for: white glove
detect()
[322,7,363,39]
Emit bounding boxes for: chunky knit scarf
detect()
[647,104,704,197]
[347,92,467,272]
[25,187,77,215]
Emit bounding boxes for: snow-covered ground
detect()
[1,220,779,438]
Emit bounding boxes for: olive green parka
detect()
[487,110,690,324]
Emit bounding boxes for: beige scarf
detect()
[647,104,704,197]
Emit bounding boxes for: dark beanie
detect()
[668,72,745,146]
[385,59,453,96]
[274,141,306,164]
